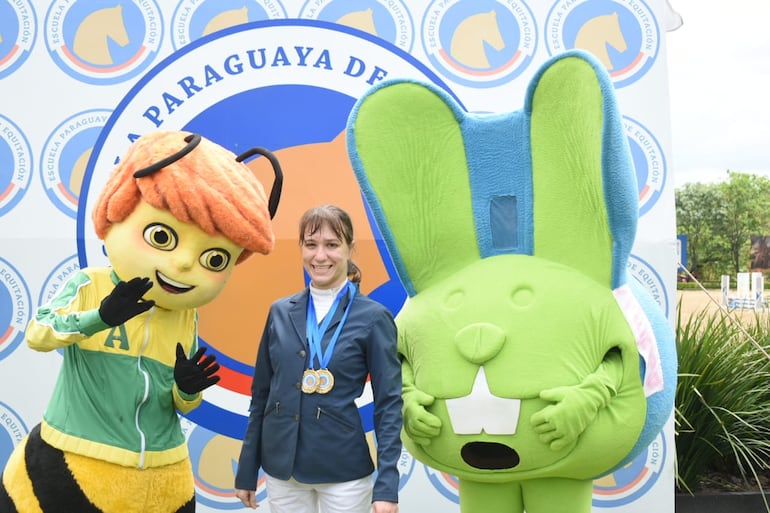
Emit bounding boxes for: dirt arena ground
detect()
[676,289,768,320]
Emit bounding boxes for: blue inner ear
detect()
[462,110,533,258]
[489,195,518,250]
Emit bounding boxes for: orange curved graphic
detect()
[61,44,146,72]
[440,48,520,76]
[0,325,13,344]
[199,132,390,364]
[593,467,648,495]
[0,45,19,66]
[610,52,643,77]
[0,184,14,203]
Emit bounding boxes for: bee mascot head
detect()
[346,50,677,513]
[0,131,281,513]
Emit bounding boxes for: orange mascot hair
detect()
[92,131,275,262]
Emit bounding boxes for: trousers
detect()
[264,472,374,513]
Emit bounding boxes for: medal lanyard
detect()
[306,282,355,370]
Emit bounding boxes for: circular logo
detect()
[40,110,112,218]
[77,19,456,439]
[424,465,460,504]
[544,0,660,88]
[397,446,416,490]
[358,384,416,491]
[0,401,28,472]
[184,421,267,510]
[171,0,287,50]
[627,253,669,317]
[592,431,666,507]
[0,0,37,79]
[299,0,414,52]
[44,0,163,85]
[421,0,537,88]
[624,116,666,217]
[0,257,32,361]
[0,115,33,217]
[38,255,81,307]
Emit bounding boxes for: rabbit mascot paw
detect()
[0,131,282,513]
[346,50,676,513]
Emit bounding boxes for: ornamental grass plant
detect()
[675,301,770,508]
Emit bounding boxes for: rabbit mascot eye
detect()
[0,131,281,513]
[346,50,676,513]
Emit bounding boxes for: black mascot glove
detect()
[98,277,155,326]
[174,342,221,395]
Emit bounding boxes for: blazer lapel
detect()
[289,290,310,349]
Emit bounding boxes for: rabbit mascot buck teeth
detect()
[0,131,282,513]
[346,50,676,513]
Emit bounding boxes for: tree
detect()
[718,172,770,274]
[675,182,726,279]
[676,172,770,280]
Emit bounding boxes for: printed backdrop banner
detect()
[0,1,678,512]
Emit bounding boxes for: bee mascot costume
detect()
[346,50,677,513]
[0,131,282,513]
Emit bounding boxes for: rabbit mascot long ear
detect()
[346,50,676,513]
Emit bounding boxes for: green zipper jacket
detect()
[27,267,202,468]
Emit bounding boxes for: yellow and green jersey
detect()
[27,267,202,468]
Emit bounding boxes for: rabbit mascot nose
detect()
[0,130,282,513]
[346,50,676,513]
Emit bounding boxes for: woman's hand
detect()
[235,488,259,509]
[372,500,398,513]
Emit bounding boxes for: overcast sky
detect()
[666,0,770,188]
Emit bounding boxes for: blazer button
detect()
[295,382,301,390]
[299,350,306,358]
[294,415,300,422]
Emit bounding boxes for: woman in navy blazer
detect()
[235,205,402,513]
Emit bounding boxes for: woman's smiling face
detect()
[301,222,352,290]
[103,201,244,310]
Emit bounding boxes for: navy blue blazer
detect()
[235,286,402,503]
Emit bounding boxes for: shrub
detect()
[675,302,770,500]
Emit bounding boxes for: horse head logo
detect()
[574,12,627,71]
[202,7,250,37]
[336,8,378,37]
[69,148,92,202]
[72,5,129,66]
[449,10,505,70]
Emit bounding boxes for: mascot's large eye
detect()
[200,248,231,272]
[143,224,178,250]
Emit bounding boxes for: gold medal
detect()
[316,368,334,394]
[301,369,319,394]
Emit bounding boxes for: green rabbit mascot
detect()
[346,50,676,513]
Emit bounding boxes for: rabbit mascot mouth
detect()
[346,50,676,513]
[0,131,282,513]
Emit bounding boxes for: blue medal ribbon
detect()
[306,281,356,372]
